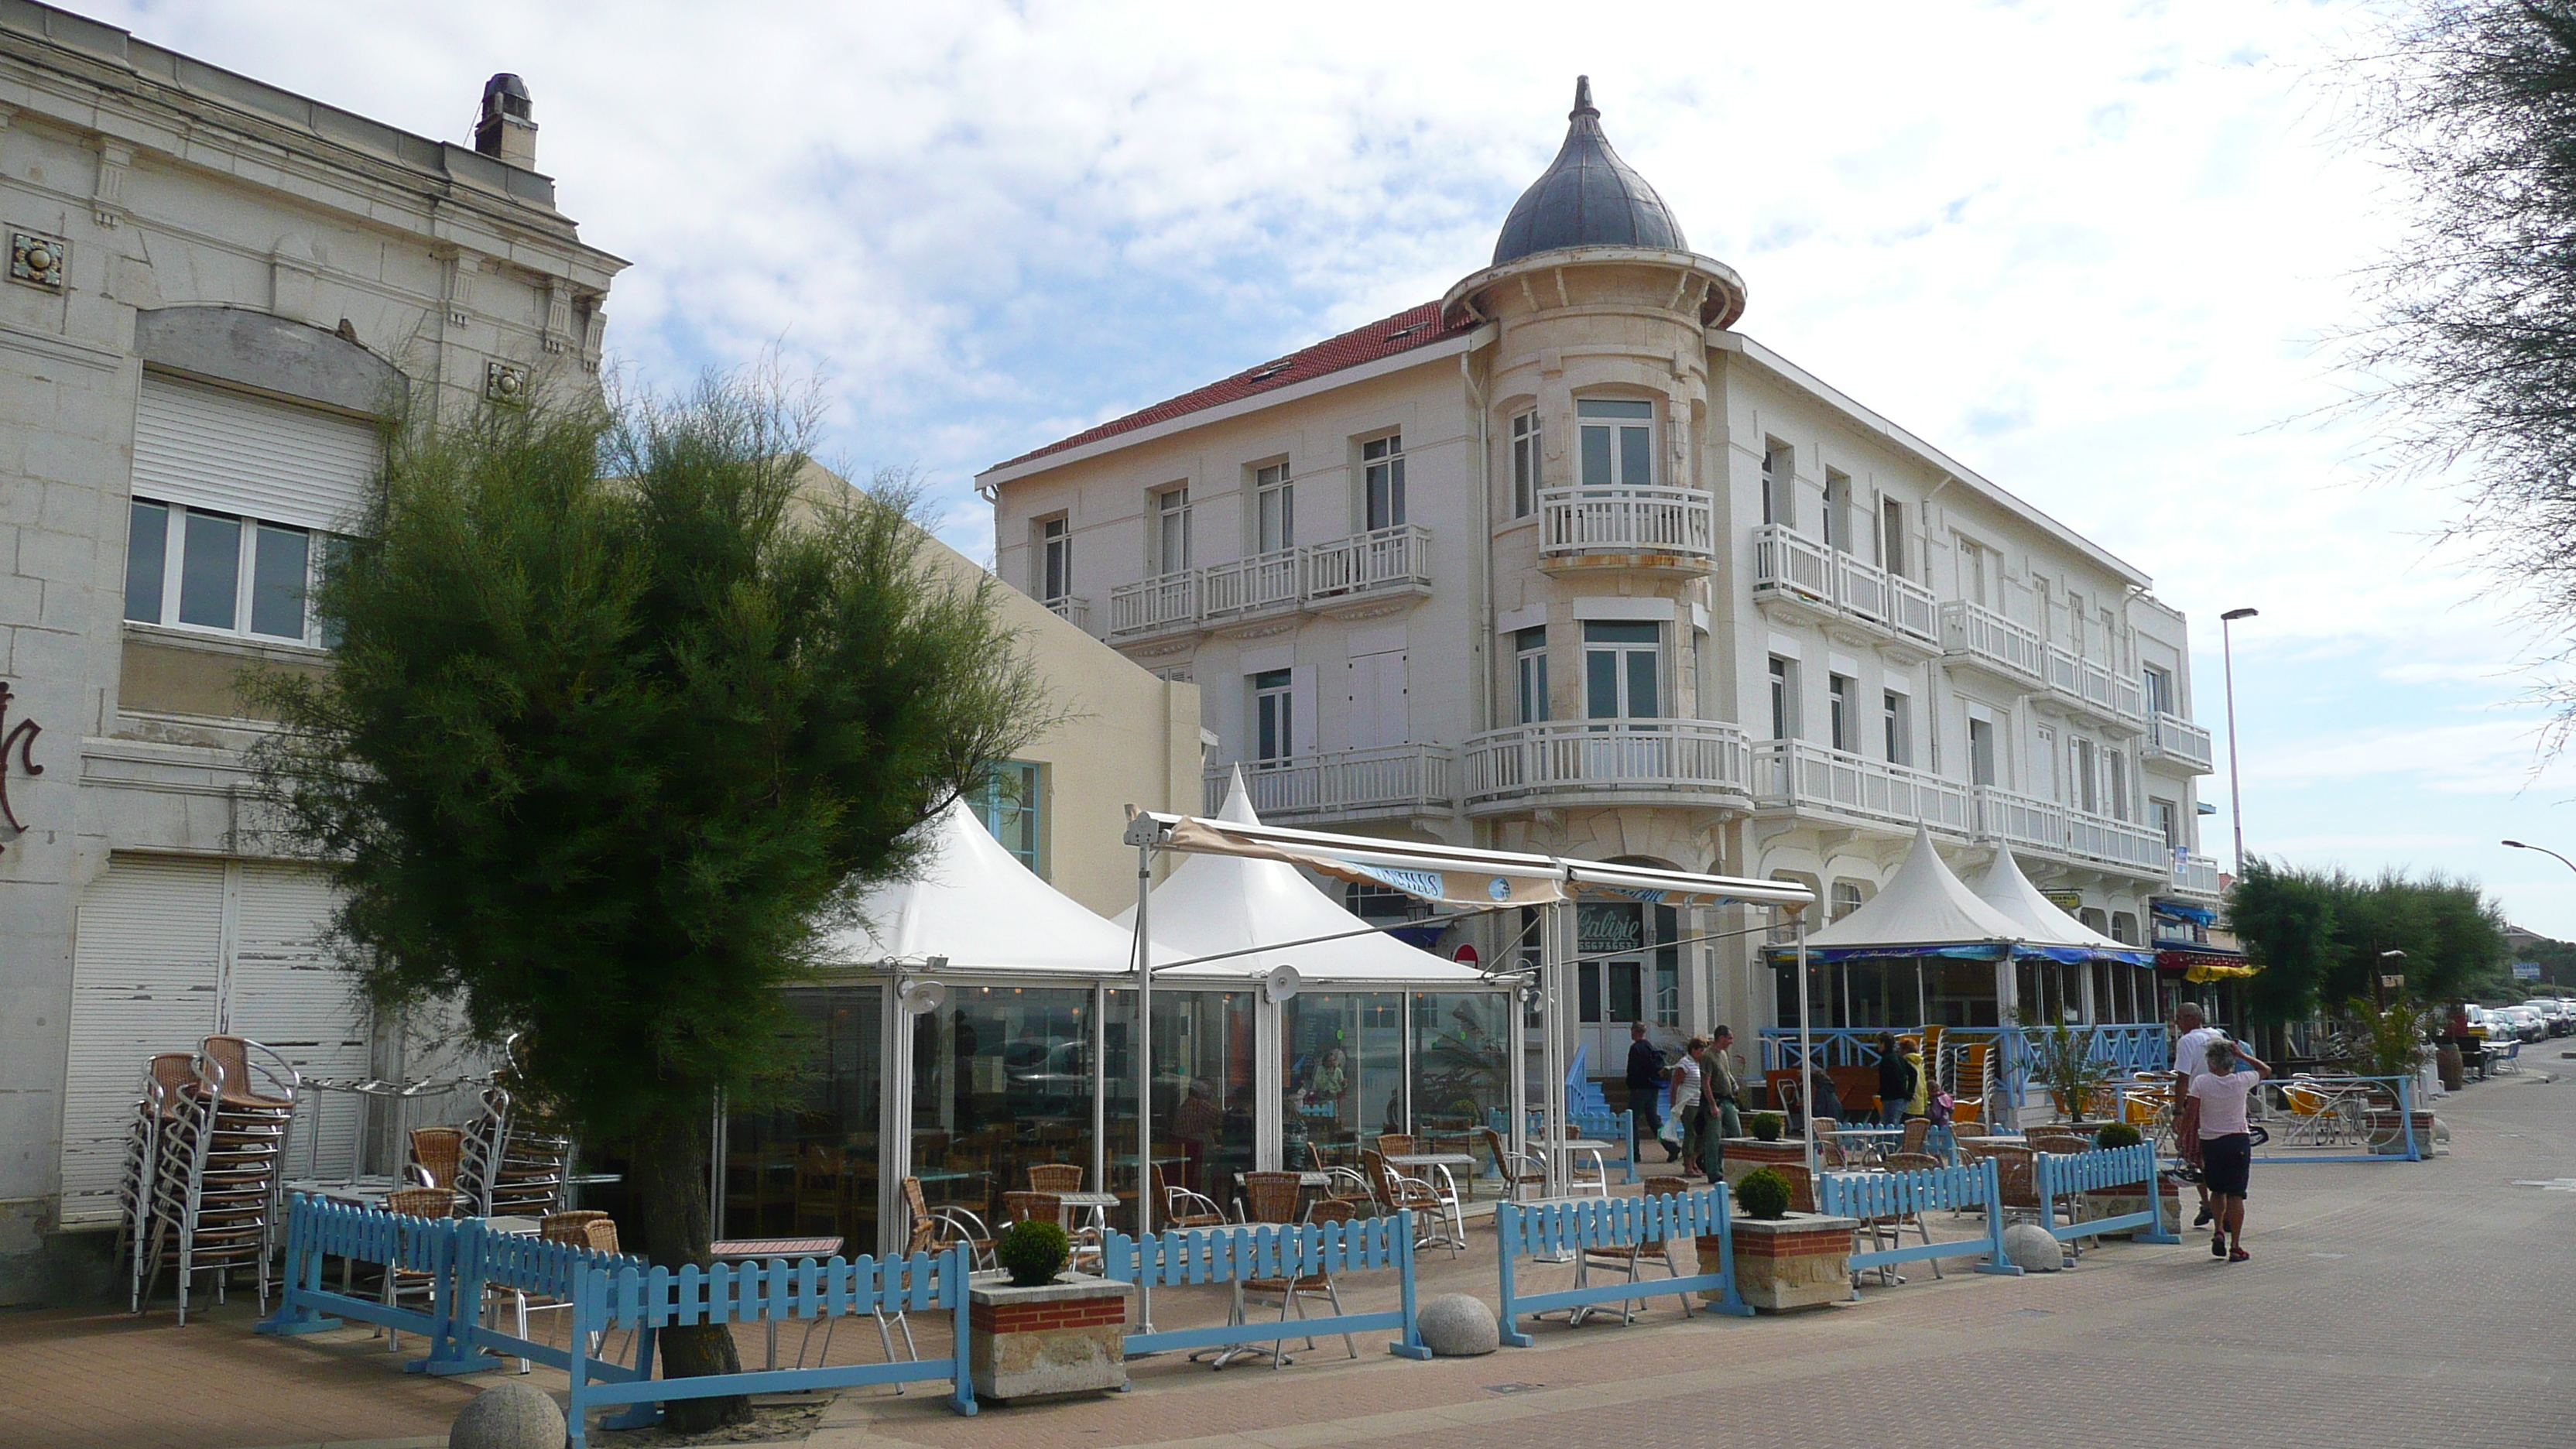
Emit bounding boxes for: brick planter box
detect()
[2079,1180,2180,1238]
[1700,1211,1858,1314]
[967,1272,1133,1403]
[2364,1109,2437,1159]
[1718,1139,1814,1211]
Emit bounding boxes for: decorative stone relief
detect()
[10,231,65,290]
[91,139,132,228]
[580,302,607,372]
[485,360,529,405]
[540,279,571,355]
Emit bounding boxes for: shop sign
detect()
[1577,903,1643,954]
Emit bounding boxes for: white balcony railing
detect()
[1750,740,1976,834]
[1104,524,1430,638]
[1752,526,1936,644]
[1043,594,1091,632]
[1974,785,2170,875]
[1205,744,1454,820]
[2170,852,2223,899]
[2146,711,2215,771]
[1539,488,1716,561]
[1937,599,2047,682]
[1464,720,1750,807]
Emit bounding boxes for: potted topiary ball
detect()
[2095,1122,2143,1150]
[1735,1166,1793,1221]
[1748,1112,1784,1142]
[996,1218,1072,1288]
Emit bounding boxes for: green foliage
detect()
[1747,1112,1783,1142]
[1735,1166,1793,1221]
[997,1219,1071,1286]
[2095,1122,2143,1150]
[2339,998,2436,1080]
[2226,858,2512,1021]
[2024,1018,2111,1121]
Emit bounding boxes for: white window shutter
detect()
[132,374,379,533]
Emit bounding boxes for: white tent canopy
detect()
[1797,825,2025,958]
[1971,848,2138,956]
[1118,769,1491,986]
[815,796,1147,975]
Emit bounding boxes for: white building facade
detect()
[0,3,622,1299]
[981,79,2222,1082]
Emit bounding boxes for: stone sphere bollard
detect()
[2002,1223,2064,1273]
[450,1382,565,1449]
[1415,1293,1500,1356]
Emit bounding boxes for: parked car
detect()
[2523,999,2575,1036]
[2493,1005,2549,1043]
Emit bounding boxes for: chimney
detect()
[474,73,538,169]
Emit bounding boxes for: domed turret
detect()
[1491,77,1687,265]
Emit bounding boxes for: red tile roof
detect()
[988,301,1473,473]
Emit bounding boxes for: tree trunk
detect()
[631,1101,748,1432]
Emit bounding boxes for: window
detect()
[2072,737,2098,813]
[1828,673,1855,752]
[1880,497,1905,577]
[1362,433,1406,530]
[1968,717,1996,786]
[1822,470,1851,553]
[1252,669,1294,765]
[1510,411,1540,517]
[1768,655,1798,739]
[1959,537,1993,608]
[971,761,1046,876]
[1345,882,1416,922]
[1882,690,1910,766]
[1584,621,1660,722]
[1577,398,1653,488]
[2150,798,2178,848]
[1831,882,1865,922]
[1761,441,1793,526]
[2108,749,2129,821]
[2142,663,2174,717]
[124,498,334,645]
[1156,486,1192,574]
[2066,591,2088,656]
[1038,516,1072,603]
[1254,462,1293,554]
[1513,625,1550,724]
[2035,725,2059,800]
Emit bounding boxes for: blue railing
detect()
[1099,1213,1429,1361]
[2030,1143,2180,1248]
[1815,1159,2021,1293]
[1760,1023,2168,1072]
[1492,1187,1745,1341]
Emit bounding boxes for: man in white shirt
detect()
[2170,1004,2228,1227]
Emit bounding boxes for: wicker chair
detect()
[1477,1126,1548,1203]
[904,1177,994,1269]
[1026,1163,1084,1194]
[1896,1118,1931,1156]
[1375,1134,1416,1158]
[1154,1163,1227,1228]
[1361,1150,1461,1256]
[1571,1175,1690,1324]
[1219,1197,1358,1368]
[408,1126,463,1190]
[1239,1170,1305,1225]
[376,1187,460,1351]
[1306,1141,1374,1206]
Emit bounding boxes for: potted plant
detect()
[1748,1112,1784,1142]
[2025,1017,2112,1125]
[1734,1167,1793,1220]
[2093,1122,2143,1150]
[2341,999,2438,1157]
[996,1219,1071,1288]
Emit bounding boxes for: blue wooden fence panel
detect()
[1098,1213,1428,1361]
[1492,1187,1745,1342]
[565,1249,975,1448]
[2032,1144,2180,1246]
[1814,1160,2021,1297]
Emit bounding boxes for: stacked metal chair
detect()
[125,1036,302,1322]
[455,1084,570,1218]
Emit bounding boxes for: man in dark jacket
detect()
[1624,1023,1671,1161]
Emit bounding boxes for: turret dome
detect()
[1491,77,1687,265]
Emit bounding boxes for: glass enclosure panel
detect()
[1410,992,1509,1202]
[1099,988,1254,1230]
[913,983,1095,1238]
[250,522,310,639]
[1282,992,1402,1170]
[1927,958,2000,1027]
[724,985,884,1251]
[124,500,166,622]
[178,509,241,628]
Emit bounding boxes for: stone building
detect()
[980,79,2225,1084]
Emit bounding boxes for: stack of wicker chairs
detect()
[131,1036,301,1322]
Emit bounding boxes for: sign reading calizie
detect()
[1577,903,1643,954]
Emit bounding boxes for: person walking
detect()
[2190,1038,2266,1262]
[1699,1026,1745,1183]
[1874,1031,1912,1126]
[1624,1022,1671,1162]
[1901,1035,1930,1119]
[1672,1036,1708,1173]
[2171,1004,2227,1228]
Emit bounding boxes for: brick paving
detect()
[4,1067,2569,1449]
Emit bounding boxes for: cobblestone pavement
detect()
[4,1067,2567,1449]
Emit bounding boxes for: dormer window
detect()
[1577,398,1653,489]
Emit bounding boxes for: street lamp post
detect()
[2502,838,2576,875]
[2220,608,2259,875]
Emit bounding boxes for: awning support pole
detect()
[1797,917,1816,1186]
[1125,816,1162,1334]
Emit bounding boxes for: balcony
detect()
[1750,526,1937,646]
[1204,745,1454,824]
[1538,488,1715,570]
[1750,740,1975,834]
[1043,594,1091,632]
[1937,599,2046,684]
[2043,644,2146,726]
[1105,524,1430,641]
[1974,786,2171,877]
[2169,852,2224,902]
[2145,711,2215,772]
[1464,720,1750,814]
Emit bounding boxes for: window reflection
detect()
[724,987,883,1250]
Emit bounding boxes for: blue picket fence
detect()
[1815,1160,2020,1296]
[1492,1187,1745,1342]
[2030,1144,2180,1247]
[1098,1212,1429,1362]
[257,1194,480,1366]
[565,1250,975,1447]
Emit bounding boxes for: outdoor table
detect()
[1054,1190,1118,1236]
[711,1236,844,1370]
[1825,1127,1903,1166]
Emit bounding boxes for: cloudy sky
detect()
[87,0,2576,940]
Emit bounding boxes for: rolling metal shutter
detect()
[226,863,372,1183]
[130,373,379,533]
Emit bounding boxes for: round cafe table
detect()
[710,1236,843,1370]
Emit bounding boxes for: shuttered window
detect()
[60,856,372,1224]
[131,375,379,533]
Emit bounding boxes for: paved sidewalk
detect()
[3,1067,2567,1449]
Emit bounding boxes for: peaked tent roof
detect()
[815,796,1149,975]
[1119,768,1492,986]
[1970,848,2153,964]
[1793,827,2027,962]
